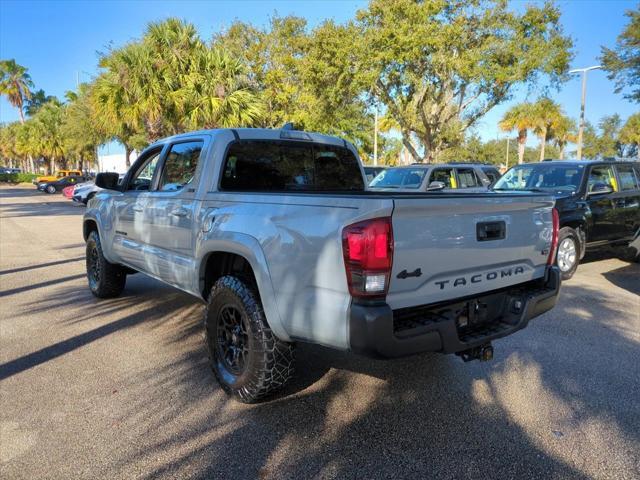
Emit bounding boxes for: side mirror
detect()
[95,172,121,191]
[426,181,446,191]
[588,182,613,196]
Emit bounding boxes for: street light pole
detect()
[373,108,378,166]
[569,65,602,160]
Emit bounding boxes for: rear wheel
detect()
[86,230,126,298]
[556,227,580,280]
[204,275,294,403]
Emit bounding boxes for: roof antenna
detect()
[281,122,295,130]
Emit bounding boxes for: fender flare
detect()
[197,231,290,342]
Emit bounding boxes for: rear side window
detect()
[220,141,364,192]
[456,168,480,188]
[158,141,203,191]
[615,164,639,191]
[429,168,455,188]
[588,165,618,192]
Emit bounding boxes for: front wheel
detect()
[204,275,294,403]
[46,185,56,194]
[556,227,581,280]
[86,230,126,298]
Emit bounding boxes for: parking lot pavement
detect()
[0,185,638,480]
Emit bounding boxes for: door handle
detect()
[170,208,189,217]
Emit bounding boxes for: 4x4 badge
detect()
[397,268,422,279]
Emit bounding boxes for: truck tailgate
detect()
[388,194,555,309]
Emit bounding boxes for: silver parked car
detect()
[369,163,501,192]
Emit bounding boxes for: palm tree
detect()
[499,103,536,164]
[25,89,56,117]
[531,98,563,161]
[551,116,577,160]
[0,59,34,124]
[182,48,263,129]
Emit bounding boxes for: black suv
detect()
[493,160,640,279]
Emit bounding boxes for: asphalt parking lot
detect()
[0,185,638,479]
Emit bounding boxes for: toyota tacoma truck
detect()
[84,127,561,403]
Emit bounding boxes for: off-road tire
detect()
[556,227,581,280]
[204,275,294,403]
[86,230,126,298]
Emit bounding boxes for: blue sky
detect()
[1,0,637,152]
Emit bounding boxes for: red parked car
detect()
[62,185,75,199]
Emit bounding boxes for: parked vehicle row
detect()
[368,163,501,192]
[493,159,640,279]
[83,127,563,403]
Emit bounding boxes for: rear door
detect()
[428,167,456,191]
[613,163,640,240]
[387,194,555,309]
[454,167,487,192]
[142,138,206,286]
[585,164,622,243]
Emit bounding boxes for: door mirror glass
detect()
[427,181,446,191]
[588,182,613,196]
[95,172,120,191]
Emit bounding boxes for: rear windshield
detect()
[369,168,427,189]
[220,140,364,192]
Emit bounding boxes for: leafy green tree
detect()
[582,115,624,159]
[601,7,640,103]
[354,0,573,162]
[213,16,372,148]
[619,113,640,159]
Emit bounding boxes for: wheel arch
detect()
[560,221,587,259]
[197,236,289,342]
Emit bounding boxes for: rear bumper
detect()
[348,266,560,358]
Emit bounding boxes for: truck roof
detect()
[148,127,349,149]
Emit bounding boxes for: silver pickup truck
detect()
[84,127,561,402]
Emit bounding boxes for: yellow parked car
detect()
[33,170,83,185]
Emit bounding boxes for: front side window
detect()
[221,141,364,192]
[128,150,161,191]
[158,141,203,191]
[456,168,480,188]
[483,168,500,184]
[588,165,618,193]
[615,164,639,191]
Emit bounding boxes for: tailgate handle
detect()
[477,221,505,241]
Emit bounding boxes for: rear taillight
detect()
[342,217,394,300]
[547,207,559,265]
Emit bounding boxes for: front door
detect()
[142,138,205,290]
[112,147,163,271]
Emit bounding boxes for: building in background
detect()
[97,152,137,174]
